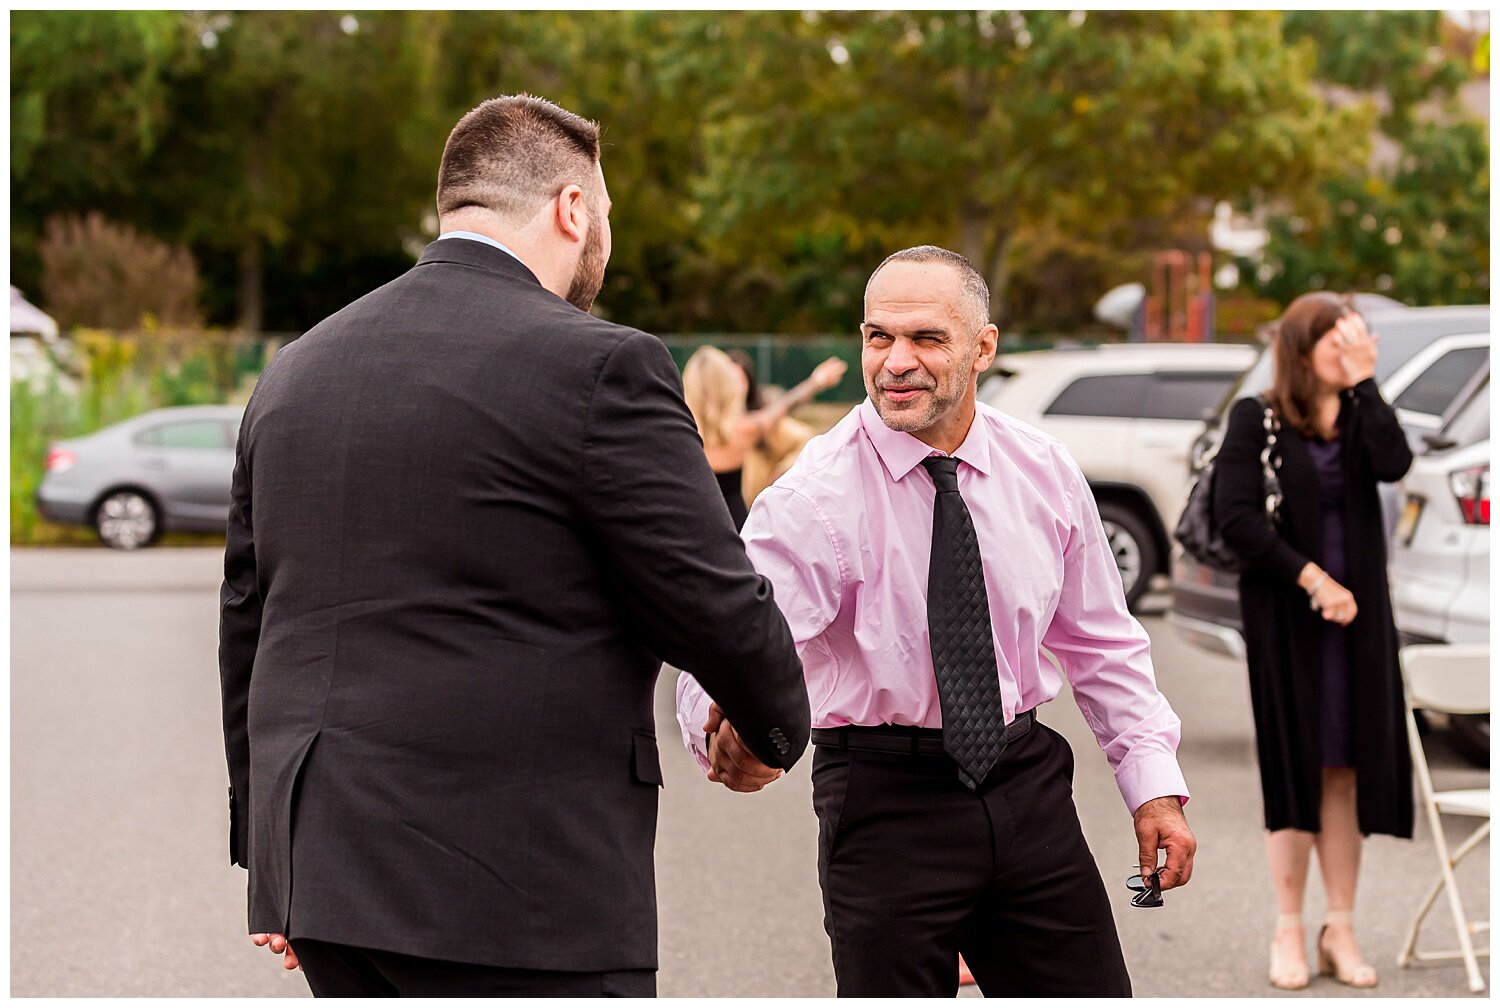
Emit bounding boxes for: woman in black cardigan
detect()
[1214,293,1413,992]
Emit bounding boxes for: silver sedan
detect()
[37,405,243,549]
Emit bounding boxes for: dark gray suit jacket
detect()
[219,238,809,971]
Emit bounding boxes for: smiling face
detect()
[860,260,997,452]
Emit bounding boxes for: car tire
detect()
[95,490,159,550]
[1097,501,1158,610]
[1447,713,1489,768]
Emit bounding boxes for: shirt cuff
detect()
[1115,751,1191,816]
[674,671,714,775]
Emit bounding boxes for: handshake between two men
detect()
[702,702,784,793]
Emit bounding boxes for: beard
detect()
[565,213,606,313]
[865,343,976,434]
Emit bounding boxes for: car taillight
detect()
[45,448,77,474]
[1450,465,1489,525]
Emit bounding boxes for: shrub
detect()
[39,213,202,330]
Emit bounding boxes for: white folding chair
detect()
[1398,643,1491,993]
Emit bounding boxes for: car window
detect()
[1043,373,1150,418]
[1367,324,1454,383]
[1440,376,1489,449]
[136,420,230,450]
[1142,371,1245,421]
[1392,346,1490,417]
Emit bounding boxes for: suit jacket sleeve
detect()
[1348,378,1414,482]
[1213,397,1309,584]
[675,484,844,771]
[218,419,259,867]
[579,330,810,770]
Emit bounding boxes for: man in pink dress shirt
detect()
[677,246,1196,996]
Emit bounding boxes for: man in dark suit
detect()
[219,94,810,997]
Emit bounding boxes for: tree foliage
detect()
[691,11,1364,327]
[10,11,186,285]
[1282,11,1470,138]
[1251,12,1488,306]
[1253,120,1489,305]
[9,11,1490,335]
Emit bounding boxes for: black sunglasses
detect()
[1126,869,1163,909]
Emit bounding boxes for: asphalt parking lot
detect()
[10,548,1489,997]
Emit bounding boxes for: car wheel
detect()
[95,491,159,550]
[1447,713,1489,768]
[1097,501,1158,610]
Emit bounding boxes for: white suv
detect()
[1390,367,1489,764]
[978,342,1256,607]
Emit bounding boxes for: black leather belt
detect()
[812,709,1034,757]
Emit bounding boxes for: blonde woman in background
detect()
[683,346,846,530]
[727,349,829,507]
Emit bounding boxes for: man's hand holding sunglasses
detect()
[1132,795,1196,899]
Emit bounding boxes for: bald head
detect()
[865,246,991,333]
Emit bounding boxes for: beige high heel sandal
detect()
[1317,909,1378,988]
[1270,912,1311,990]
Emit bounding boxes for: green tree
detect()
[436,11,728,333]
[690,11,1362,327]
[1283,11,1470,139]
[12,12,452,332]
[146,11,449,331]
[24,11,1479,336]
[1251,12,1488,307]
[1252,120,1489,306]
[10,11,186,296]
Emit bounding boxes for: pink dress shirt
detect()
[676,399,1189,814]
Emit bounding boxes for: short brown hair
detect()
[1266,291,1354,436]
[436,94,601,223]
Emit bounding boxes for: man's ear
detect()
[553,184,588,243]
[974,323,999,374]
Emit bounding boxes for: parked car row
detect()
[1387,367,1489,763]
[48,342,1261,572]
[1165,303,1490,765]
[30,308,1491,763]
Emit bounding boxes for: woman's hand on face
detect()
[1312,578,1359,626]
[1333,313,1378,387]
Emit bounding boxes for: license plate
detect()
[1395,497,1424,546]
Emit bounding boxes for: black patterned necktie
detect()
[921,455,1007,790]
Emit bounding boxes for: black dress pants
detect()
[811,717,1131,997]
[288,937,656,997]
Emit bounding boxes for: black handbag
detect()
[1174,399,1282,573]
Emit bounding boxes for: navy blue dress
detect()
[1307,435,1355,769]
